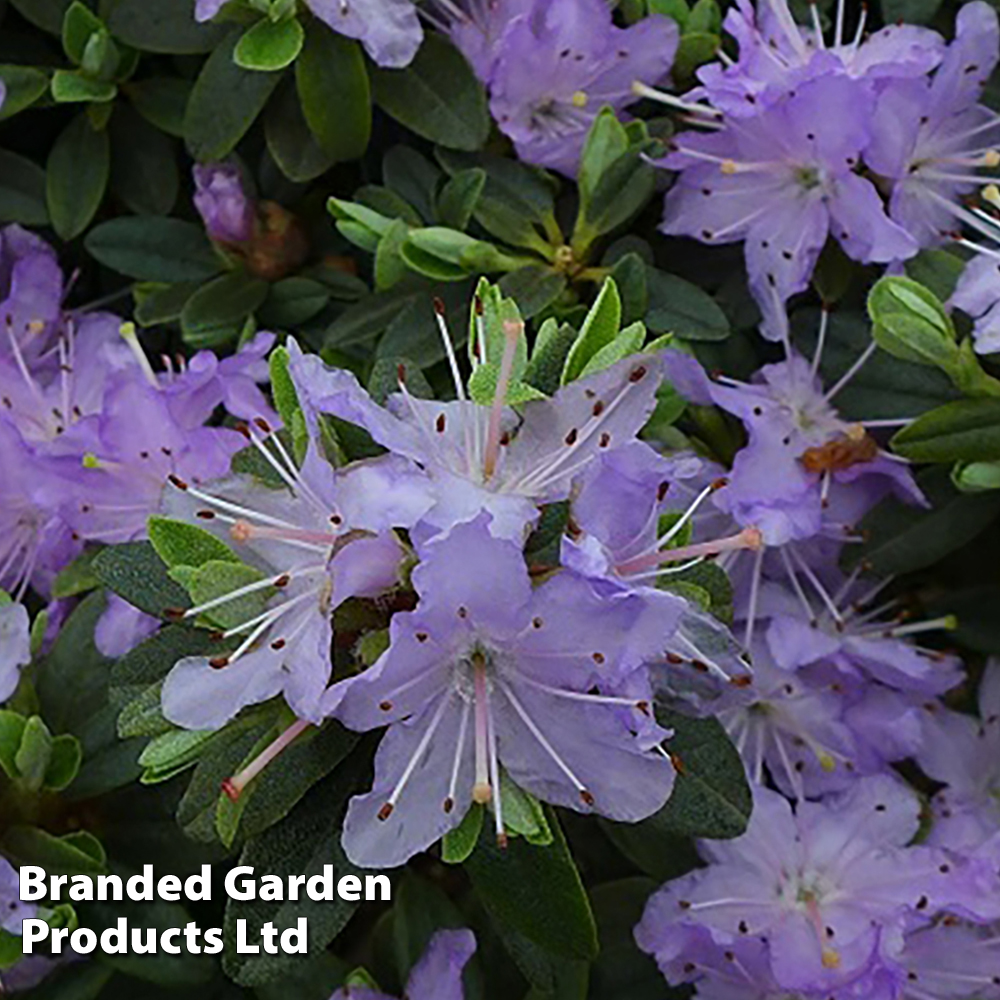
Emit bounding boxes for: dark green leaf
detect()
[264,77,336,183]
[110,103,179,216]
[892,398,1000,463]
[436,167,485,230]
[465,808,598,961]
[184,30,282,161]
[1,826,106,875]
[371,34,489,151]
[181,271,270,347]
[588,878,663,1000]
[8,0,72,34]
[850,466,1000,575]
[0,65,50,119]
[498,265,567,320]
[86,217,222,282]
[92,541,191,618]
[296,24,371,160]
[0,150,49,225]
[46,112,109,240]
[105,0,228,54]
[125,76,192,138]
[880,0,943,25]
[646,269,730,341]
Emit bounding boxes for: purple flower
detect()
[636,776,1000,996]
[193,164,255,245]
[0,225,64,363]
[194,0,422,69]
[897,921,1000,1000]
[917,661,1000,864]
[331,929,477,1000]
[289,336,664,544]
[658,75,918,339]
[561,441,756,698]
[694,0,944,118]
[94,592,161,660]
[476,0,678,176]
[0,855,35,935]
[432,0,533,80]
[333,515,676,869]
[0,600,30,703]
[951,247,1000,354]
[866,2,1000,248]
[159,426,430,730]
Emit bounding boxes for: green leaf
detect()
[0,65,50,120]
[134,282,200,326]
[578,108,629,209]
[139,728,218,782]
[404,227,524,274]
[524,320,579,396]
[296,25,371,161]
[498,265,568,321]
[589,878,664,1000]
[148,516,240,569]
[184,29,282,161]
[8,0,73,34]
[579,320,646,378]
[374,218,411,291]
[905,248,965,302]
[891,398,1000,463]
[110,104,179,215]
[0,150,49,226]
[0,711,27,779]
[868,274,956,367]
[367,355,433,406]
[498,772,552,844]
[562,278,622,383]
[465,808,598,961]
[1,826,106,875]
[181,271,270,348]
[46,112,109,240]
[172,560,269,631]
[436,167,486,230]
[953,459,1000,492]
[849,466,1000,575]
[106,0,229,54]
[371,34,489,151]
[125,76,192,138]
[216,721,359,847]
[51,70,117,103]
[880,0,943,26]
[86,217,222,282]
[259,277,331,326]
[92,541,191,618]
[673,30,720,80]
[223,749,373,986]
[62,1,104,64]
[14,715,54,792]
[264,77,336,182]
[235,15,304,71]
[44,734,83,791]
[441,804,484,864]
[646,269,731,341]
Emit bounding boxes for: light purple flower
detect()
[636,775,1000,996]
[658,75,918,340]
[917,660,1000,864]
[694,0,944,118]
[897,921,1000,1000]
[94,592,160,660]
[330,928,476,1000]
[480,0,678,176]
[866,2,1000,247]
[0,601,30,703]
[193,164,255,245]
[159,431,430,730]
[333,515,676,869]
[195,0,422,69]
[0,855,35,935]
[0,225,64,364]
[289,339,664,545]
[952,247,1000,354]
[433,0,533,80]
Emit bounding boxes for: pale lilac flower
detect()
[658,75,918,340]
[636,776,1000,996]
[867,2,1000,247]
[0,225,64,365]
[431,0,533,79]
[694,0,944,118]
[481,0,678,176]
[94,592,161,659]
[334,515,676,869]
[0,601,30,703]
[952,251,1000,354]
[159,422,430,731]
[193,164,255,245]
[562,440,756,699]
[288,335,663,544]
[330,929,476,1000]
[0,855,35,935]
[917,660,1000,864]
[897,921,1000,1000]
[194,0,422,68]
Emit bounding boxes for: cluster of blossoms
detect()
[651,0,1000,348]
[0,222,275,687]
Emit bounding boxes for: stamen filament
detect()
[483,321,520,481]
[222,718,311,801]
